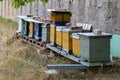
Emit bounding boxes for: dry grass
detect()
[0,17,120,80]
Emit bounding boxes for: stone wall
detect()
[0,0,120,34]
[0,0,18,20]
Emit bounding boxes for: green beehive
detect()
[22,20,29,36]
[78,33,112,62]
[42,24,50,42]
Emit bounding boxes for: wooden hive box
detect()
[78,33,112,62]
[23,20,29,36]
[50,24,56,44]
[72,33,81,57]
[62,29,81,54]
[42,24,50,42]
[56,26,66,46]
[34,23,42,41]
[29,22,34,38]
[50,11,71,22]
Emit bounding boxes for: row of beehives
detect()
[17,10,72,41]
[17,9,112,62]
[50,23,93,57]
[17,15,92,57]
[50,24,112,62]
[17,16,50,41]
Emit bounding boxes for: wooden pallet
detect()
[13,32,23,39]
[15,32,46,48]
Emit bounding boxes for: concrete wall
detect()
[0,0,120,34]
[0,0,18,20]
[17,0,120,34]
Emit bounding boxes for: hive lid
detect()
[50,24,56,27]
[18,16,27,19]
[62,29,81,33]
[25,18,43,23]
[72,33,80,39]
[56,26,66,31]
[47,9,70,12]
[18,16,44,24]
[78,33,112,37]
[42,24,46,28]
[76,23,92,32]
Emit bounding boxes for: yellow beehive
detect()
[56,27,66,46]
[62,29,81,53]
[50,12,71,22]
[63,13,71,22]
[72,34,80,57]
[62,31,72,51]
[50,25,56,43]
[29,22,34,38]
[50,12,62,22]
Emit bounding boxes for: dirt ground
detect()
[0,17,120,80]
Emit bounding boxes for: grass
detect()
[1,57,36,80]
[0,17,120,80]
[0,16,18,28]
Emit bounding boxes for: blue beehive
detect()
[34,23,42,41]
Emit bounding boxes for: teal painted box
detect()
[22,20,29,36]
[78,33,112,62]
[111,35,120,57]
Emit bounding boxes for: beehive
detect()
[62,29,81,54]
[17,16,27,33]
[79,33,112,62]
[50,11,71,22]
[63,13,71,22]
[50,24,56,44]
[62,31,71,53]
[29,22,34,38]
[50,12,62,22]
[56,26,66,46]
[23,20,29,36]
[18,19,23,33]
[42,24,50,42]
[34,23,42,41]
[72,33,80,57]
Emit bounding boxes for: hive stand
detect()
[46,43,115,70]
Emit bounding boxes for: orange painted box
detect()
[29,22,34,38]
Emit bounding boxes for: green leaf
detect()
[40,0,49,3]
[11,0,49,8]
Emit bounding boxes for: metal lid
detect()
[18,16,27,19]
[47,9,70,12]
[78,32,112,37]
[62,29,81,33]
[76,23,92,31]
